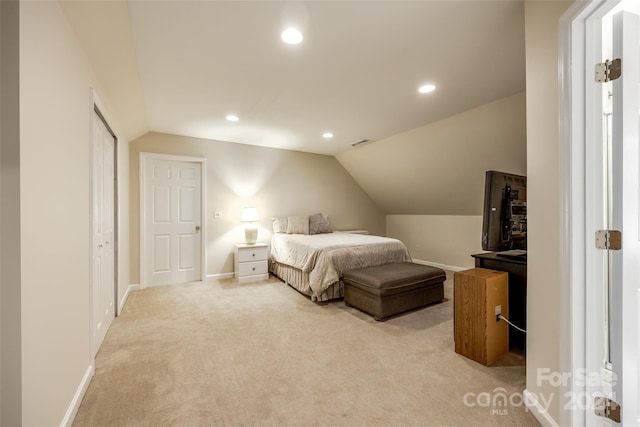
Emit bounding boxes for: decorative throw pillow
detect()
[309,213,333,234]
[286,215,309,234]
[272,217,288,234]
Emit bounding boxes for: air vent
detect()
[351,139,372,148]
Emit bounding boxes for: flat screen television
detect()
[481,170,527,253]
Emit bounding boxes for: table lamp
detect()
[241,207,260,244]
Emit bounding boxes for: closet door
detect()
[92,110,116,355]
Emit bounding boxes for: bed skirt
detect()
[269,259,343,302]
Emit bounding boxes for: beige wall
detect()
[1,1,21,425]
[130,132,385,284]
[336,93,526,270]
[117,132,131,311]
[18,2,131,425]
[336,92,527,215]
[524,0,573,424]
[387,215,483,270]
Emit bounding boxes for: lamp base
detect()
[244,224,258,245]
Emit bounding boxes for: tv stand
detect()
[471,252,527,353]
[496,249,527,259]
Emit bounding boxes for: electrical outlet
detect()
[214,211,222,218]
[495,305,502,322]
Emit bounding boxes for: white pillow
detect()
[272,217,288,233]
[286,215,309,234]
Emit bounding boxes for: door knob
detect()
[195,225,201,232]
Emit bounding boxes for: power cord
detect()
[498,314,527,334]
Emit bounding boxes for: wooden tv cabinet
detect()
[472,252,527,353]
[454,268,509,366]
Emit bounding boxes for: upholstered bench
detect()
[343,262,446,321]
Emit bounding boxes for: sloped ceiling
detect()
[125,0,525,156]
[59,0,526,215]
[60,0,148,142]
[336,93,527,215]
[61,0,525,156]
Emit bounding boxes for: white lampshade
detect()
[241,207,260,223]
[241,207,260,245]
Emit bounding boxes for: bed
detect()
[269,231,412,301]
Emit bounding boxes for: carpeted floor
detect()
[73,272,540,426]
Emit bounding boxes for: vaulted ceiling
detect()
[61,0,526,156]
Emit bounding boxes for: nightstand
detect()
[234,243,269,283]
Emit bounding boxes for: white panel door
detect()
[585,9,639,426]
[92,111,116,355]
[607,10,639,425]
[143,159,202,286]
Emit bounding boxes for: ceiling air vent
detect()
[351,139,372,148]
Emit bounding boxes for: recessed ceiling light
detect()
[281,28,303,45]
[322,132,333,139]
[418,84,436,94]
[226,114,239,122]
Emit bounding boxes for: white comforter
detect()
[270,232,412,294]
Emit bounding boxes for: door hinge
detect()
[594,396,621,423]
[595,230,622,250]
[595,58,622,83]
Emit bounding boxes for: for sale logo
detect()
[537,368,617,411]
[461,368,616,416]
[462,387,553,416]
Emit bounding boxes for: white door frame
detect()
[139,152,207,287]
[560,1,638,425]
[559,3,604,425]
[89,89,119,359]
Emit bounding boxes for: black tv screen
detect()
[481,170,527,252]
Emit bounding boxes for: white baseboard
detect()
[206,272,235,281]
[60,364,94,427]
[412,258,467,272]
[523,389,559,427]
[119,284,140,313]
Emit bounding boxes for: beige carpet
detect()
[73,272,540,427]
